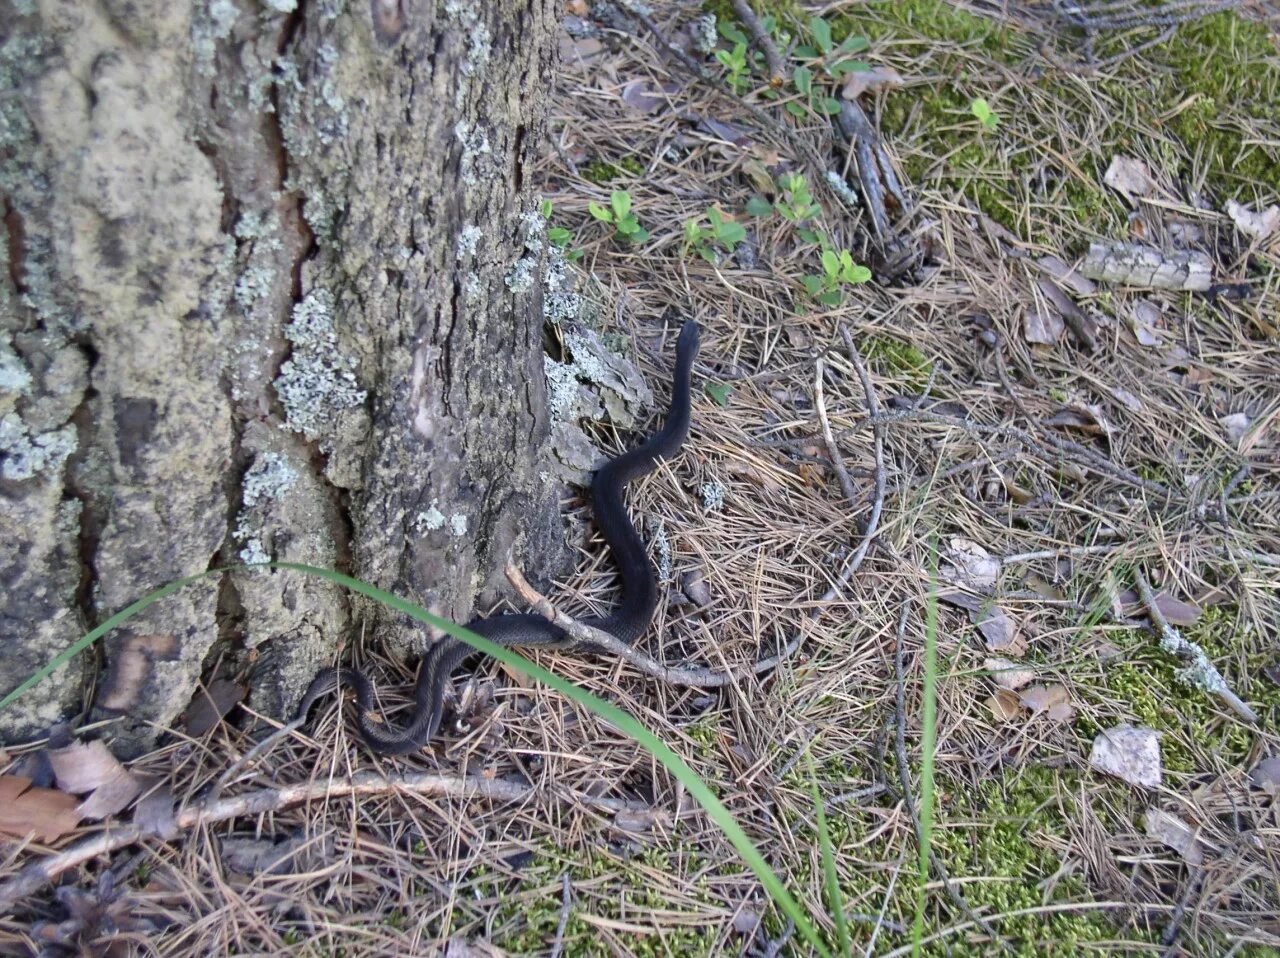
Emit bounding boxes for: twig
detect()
[1001,544,1119,565]
[815,355,861,509]
[551,872,573,958]
[1134,572,1257,724]
[730,0,786,86]
[839,326,887,576]
[0,770,653,912]
[894,604,1010,950]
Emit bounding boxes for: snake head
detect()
[676,319,700,360]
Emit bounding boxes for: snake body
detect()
[294,320,700,754]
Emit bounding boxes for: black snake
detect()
[294,320,700,754]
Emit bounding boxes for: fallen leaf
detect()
[1033,254,1096,295]
[1249,756,1280,794]
[1044,406,1110,437]
[1036,280,1097,348]
[612,807,668,833]
[1225,199,1280,241]
[47,740,143,820]
[185,678,248,736]
[1144,807,1205,864]
[841,65,903,99]
[987,657,1036,691]
[987,688,1022,721]
[938,588,983,614]
[1117,588,1202,627]
[681,568,713,608]
[0,775,82,842]
[1018,683,1075,722]
[974,605,1025,655]
[1220,412,1250,447]
[134,783,177,840]
[732,906,763,935]
[1089,724,1162,788]
[943,538,1000,590]
[1023,304,1064,345]
[1109,386,1143,412]
[621,80,680,113]
[1103,155,1155,204]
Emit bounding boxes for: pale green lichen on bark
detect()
[274,289,367,442]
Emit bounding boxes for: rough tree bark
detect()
[0,0,565,754]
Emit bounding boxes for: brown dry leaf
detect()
[943,538,1000,590]
[1249,756,1280,794]
[1219,412,1251,447]
[1089,724,1162,787]
[974,605,1025,655]
[1044,406,1109,436]
[1018,683,1075,722]
[1033,254,1096,295]
[987,688,1022,721]
[185,678,248,736]
[443,939,511,958]
[0,774,82,842]
[1225,199,1280,241]
[621,80,680,113]
[1103,155,1155,204]
[1144,807,1206,865]
[1130,299,1165,347]
[1109,386,1143,412]
[134,783,178,840]
[612,807,669,833]
[1023,304,1064,346]
[1118,588,1202,627]
[840,65,904,99]
[47,739,143,820]
[987,657,1035,691]
[996,467,1037,505]
[1036,279,1097,345]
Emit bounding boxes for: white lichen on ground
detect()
[825,170,861,208]
[648,517,672,582]
[274,290,367,442]
[700,480,726,512]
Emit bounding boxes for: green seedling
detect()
[801,242,872,307]
[773,172,821,223]
[588,190,648,244]
[540,199,584,260]
[971,96,999,130]
[683,206,748,263]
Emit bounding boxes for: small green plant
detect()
[801,242,872,306]
[773,172,820,223]
[540,199,584,261]
[704,381,732,406]
[715,39,751,94]
[588,190,648,244]
[789,65,843,118]
[682,206,748,263]
[970,96,999,130]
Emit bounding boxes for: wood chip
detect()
[987,657,1035,691]
[1080,241,1212,292]
[1144,807,1205,865]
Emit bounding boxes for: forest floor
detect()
[4,2,1280,956]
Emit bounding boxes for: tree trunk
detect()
[0,0,563,754]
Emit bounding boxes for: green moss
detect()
[861,335,933,389]
[581,156,645,186]
[451,840,727,957]
[1076,608,1265,774]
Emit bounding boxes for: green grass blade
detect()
[910,572,941,954]
[2,561,831,958]
[807,754,849,957]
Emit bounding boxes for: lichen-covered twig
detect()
[1134,572,1257,724]
[0,770,652,912]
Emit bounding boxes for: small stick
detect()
[730,0,787,86]
[551,872,574,958]
[1134,572,1257,724]
[838,326,887,577]
[0,770,652,912]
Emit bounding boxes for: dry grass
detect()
[3,2,1279,955]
